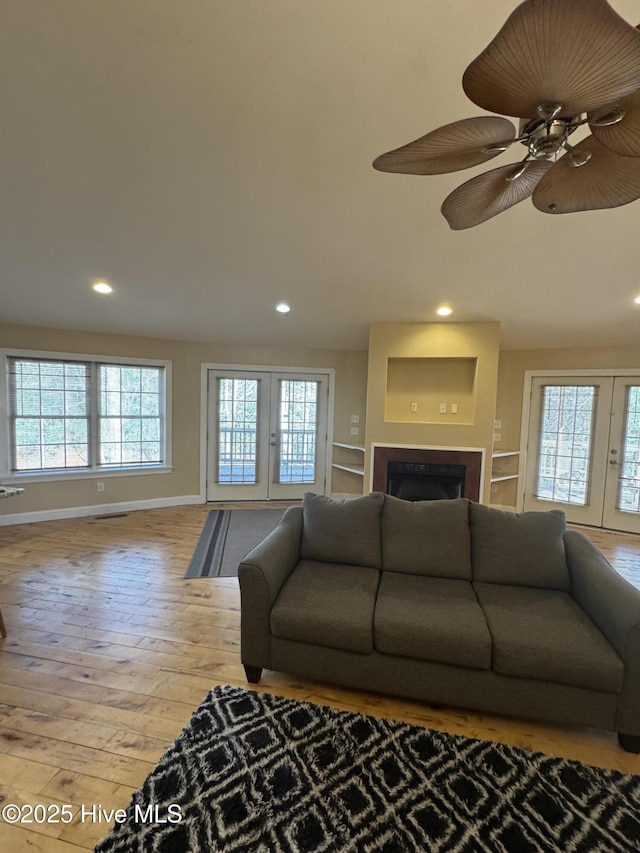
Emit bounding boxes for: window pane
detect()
[98,364,163,466]
[101,443,121,465]
[142,420,159,441]
[535,385,596,506]
[122,393,141,416]
[102,392,121,416]
[9,359,90,471]
[141,441,160,461]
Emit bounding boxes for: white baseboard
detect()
[0,494,203,526]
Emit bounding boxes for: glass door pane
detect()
[277,379,318,485]
[534,385,596,506]
[603,380,640,533]
[217,378,259,485]
[524,377,613,526]
[268,373,328,500]
[618,386,640,513]
[207,371,270,500]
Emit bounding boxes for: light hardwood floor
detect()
[1,505,639,851]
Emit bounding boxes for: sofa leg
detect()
[618,733,640,753]
[244,665,262,684]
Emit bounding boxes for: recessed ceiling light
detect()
[635,295,640,305]
[436,305,453,317]
[276,302,291,314]
[92,280,113,295]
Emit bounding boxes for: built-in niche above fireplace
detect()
[372,445,484,502]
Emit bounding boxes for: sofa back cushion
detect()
[469,502,569,590]
[381,495,472,579]
[300,492,384,568]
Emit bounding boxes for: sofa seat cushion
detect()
[374,573,492,670]
[474,583,624,693]
[381,495,472,579]
[270,560,380,654]
[301,492,384,568]
[470,502,570,591]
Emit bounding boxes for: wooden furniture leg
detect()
[0,607,6,638]
[244,665,262,683]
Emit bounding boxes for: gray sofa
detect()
[238,492,640,751]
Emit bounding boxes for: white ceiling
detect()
[2,0,640,352]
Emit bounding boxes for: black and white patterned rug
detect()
[94,685,640,853]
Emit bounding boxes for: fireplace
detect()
[373,446,483,502]
[387,461,465,501]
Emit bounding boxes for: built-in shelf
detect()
[332,442,366,479]
[332,463,365,477]
[490,449,520,484]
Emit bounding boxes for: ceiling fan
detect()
[373,0,640,229]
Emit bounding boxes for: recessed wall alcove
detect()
[385,356,477,424]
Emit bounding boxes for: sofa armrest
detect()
[564,529,640,734]
[238,505,303,669]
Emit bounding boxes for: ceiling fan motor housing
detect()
[520,116,578,159]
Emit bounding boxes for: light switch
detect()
[350,414,359,423]
[350,426,360,436]
[451,403,458,414]
[410,402,418,413]
[494,419,502,429]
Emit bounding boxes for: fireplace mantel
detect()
[371,444,485,502]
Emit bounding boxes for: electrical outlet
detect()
[97,482,105,492]
[350,414,359,423]
[350,426,360,436]
[491,484,498,493]
[494,419,502,429]
[439,403,447,414]
[493,432,501,442]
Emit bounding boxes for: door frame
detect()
[199,363,335,502]
[518,368,640,518]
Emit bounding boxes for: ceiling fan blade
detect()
[532,135,640,213]
[462,0,640,119]
[590,90,640,157]
[373,117,516,175]
[441,160,553,229]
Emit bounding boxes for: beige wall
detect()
[0,322,368,518]
[494,345,640,508]
[8,319,639,518]
[365,322,501,500]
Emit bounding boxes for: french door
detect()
[206,369,329,501]
[523,375,640,532]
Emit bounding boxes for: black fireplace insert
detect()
[387,460,466,501]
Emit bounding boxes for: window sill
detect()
[1,465,174,485]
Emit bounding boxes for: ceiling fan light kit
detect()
[373,0,640,229]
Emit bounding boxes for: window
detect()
[99,365,163,466]
[6,354,169,477]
